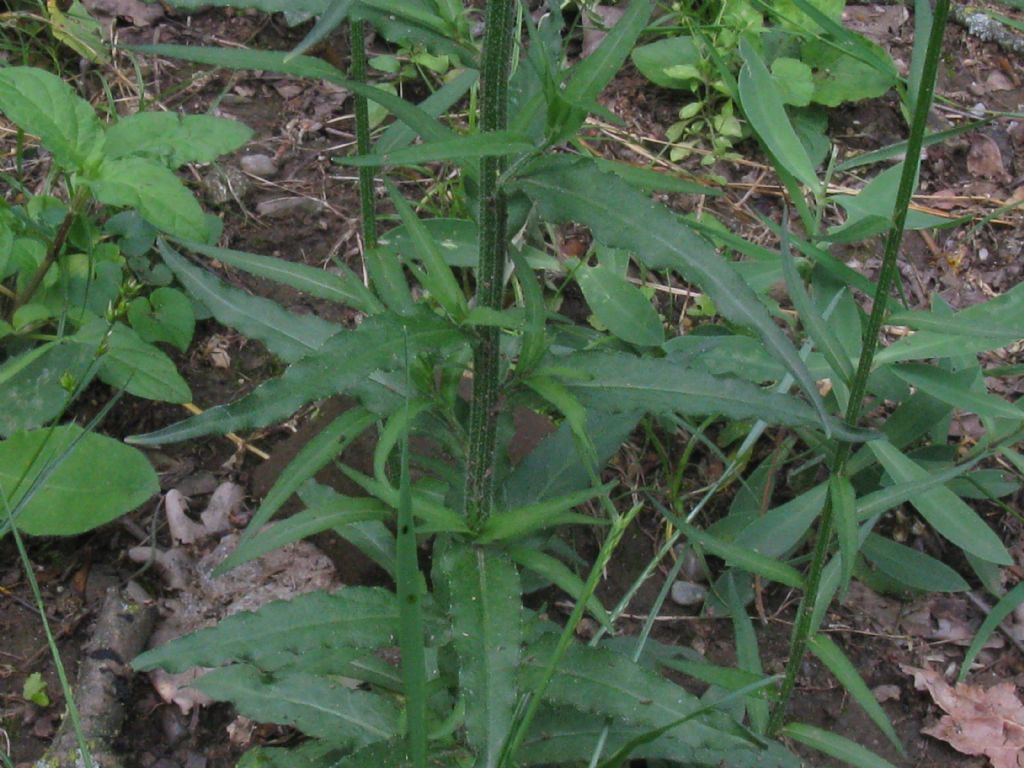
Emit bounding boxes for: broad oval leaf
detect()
[575,263,663,346]
[74,320,190,403]
[0,66,105,170]
[89,157,209,241]
[105,111,252,168]
[3,425,157,536]
[0,341,96,437]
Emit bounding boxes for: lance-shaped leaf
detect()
[128,311,465,444]
[133,587,399,673]
[442,547,522,768]
[557,351,867,441]
[158,240,340,362]
[513,156,831,432]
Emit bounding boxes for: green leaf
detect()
[513,156,831,431]
[133,587,399,673]
[127,286,195,352]
[564,0,652,106]
[559,351,867,440]
[519,639,795,766]
[958,580,1024,682]
[782,722,899,768]
[519,704,798,767]
[384,181,467,319]
[374,68,478,155]
[442,547,522,767]
[724,575,768,733]
[829,475,858,599]
[501,411,640,509]
[770,57,814,107]
[807,634,903,753]
[176,238,382,315]
[299,481,396,578]
[195,665,398,746]
[3,425,157,536]
[340,465,469,534]
[476,484,611,544]
[127,311,464,444]
[0,66,104,170]
[341,131,534,167]
[22,672,49,707]
[674,519,805,589]
[158,240,340,362]
[130,44,455,145]
[780,239,853,383]
[105,111,252,168]
[876,282,1024,363]
[365,245,416,316]
[74,320,190,403]
[222,406,378,573]
[892,363,1024,422]
[659,658,778,699]
[860,534,969,592]
[507,547,610,631]
[801,37,898,107]
[592,157,722,196]
[285,0,355,61]
[737,39,821,194]
[869,441,1012,565]
[223,498,389,572]
[575,263,663,346]
[0,341,96,437]
[630,36,703,89]
[88,157,209,241]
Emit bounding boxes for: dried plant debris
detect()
[129,481,337,713]
[902,665,1024,768]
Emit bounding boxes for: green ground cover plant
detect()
[0,64,251,537]
[3,0,1016,765]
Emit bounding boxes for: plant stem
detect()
[350,18,377,249]
[464,0,516,527]
[768,0,950,735]
[11,188,85,316]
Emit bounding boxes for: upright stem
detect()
[350,18,377,249]
[768,0,950,735]
[464,0,516,527]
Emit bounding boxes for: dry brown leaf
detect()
[902,664,1024,768]
[967,134,1010,183]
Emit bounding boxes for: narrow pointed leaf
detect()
[807,634,904,753]
[132,587,399,673]
[869,441,1012,565]
[195,665,398,745]
[159,240,339,361]
[575,263,663,347]
[175,238,382,315]
[442,547,522,768]
[128,312,464,444]
[384,181,467,319]
[829,475,858,599]
[861,534,969,592]
[563,0,652,105]
[285,0,355,61]
[513,157,830,430]
[341,131,534,167]
[507,547,610,631]
[782,722,899,768]
[476,484,611,544]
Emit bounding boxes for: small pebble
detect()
[970,102,987,119]
[256,196,325,218]
[671,580,708,607]
[240,153,279,178]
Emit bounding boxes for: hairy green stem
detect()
[464,0,516,526]
[768,0,950,735]
[350,18,377,249]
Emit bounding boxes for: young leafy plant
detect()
[0,65,249,535]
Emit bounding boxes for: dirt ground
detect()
[3,4,1024,767]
